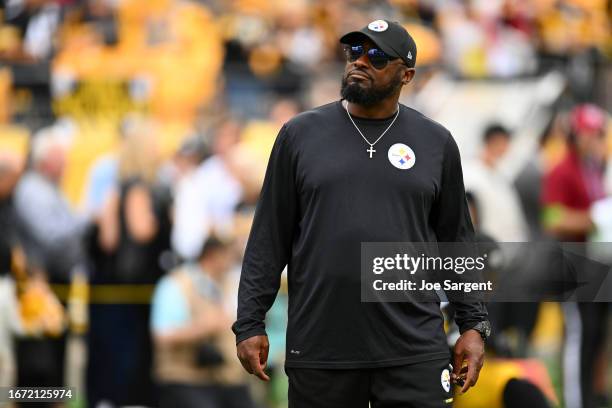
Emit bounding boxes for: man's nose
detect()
[353,54,369,69]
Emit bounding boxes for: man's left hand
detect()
[452,329,485,394]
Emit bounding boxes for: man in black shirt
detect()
[233,20,489,407]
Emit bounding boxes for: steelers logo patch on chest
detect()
[388,143,416,170]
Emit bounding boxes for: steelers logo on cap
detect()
[368,20,388,32]
[388,143,416,170]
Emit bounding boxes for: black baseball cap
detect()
[340,19,417,68]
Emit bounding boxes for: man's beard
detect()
[340,71,403,107]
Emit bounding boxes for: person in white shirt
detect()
[464,123,528,243]
[172,121,243,260]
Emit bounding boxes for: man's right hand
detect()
[236,335,270,381]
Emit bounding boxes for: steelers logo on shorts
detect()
[388,143,416,170]
[441,368,451,392]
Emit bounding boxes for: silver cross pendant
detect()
[367,146,376,159]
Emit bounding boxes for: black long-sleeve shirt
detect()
[233,100,487,369]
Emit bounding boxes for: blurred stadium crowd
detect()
[0,0,610,407]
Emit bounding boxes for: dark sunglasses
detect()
[344,44,399,70]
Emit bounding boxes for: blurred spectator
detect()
[159,133,208,190]
[80,116,156,219]
[437,1,536,78]
[0,152,22,257]
[96,117,171,281]
[465,189,537,358]
[86,117,171,407]
[80,152,117,218]
[151,236,257,408]
[502,378,551,408]
[233,98,302,203]
[464,123,528,242]
[0,253,22,389]
[542,103,608,408]
[172,119,243,261]
[542,104,607,241]
[0,154,23,391]
[78,0,118,46]
[514,119,553,241]
[464,124,541,356]
[14,129,86,283]
[1,0,62,62]
[11,129,81,401]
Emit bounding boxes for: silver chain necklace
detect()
[343,99,400,159]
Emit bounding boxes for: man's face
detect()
[214,121,241,156]
[42,145,66,183]
[204,246,236,279]
[485,133,510,164]
[341,39,413,107]
[576,129,607,163]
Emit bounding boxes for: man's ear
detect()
[403,68,416,85]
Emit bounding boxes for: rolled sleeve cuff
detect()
[235,328,267,344]
[458,320,481,335]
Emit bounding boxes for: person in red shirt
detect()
[542,103,608,408]
[542,104,607,241]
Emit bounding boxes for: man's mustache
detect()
[346,69,372,80]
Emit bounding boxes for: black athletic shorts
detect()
[158,383,259,408]
[286,358,454,408]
